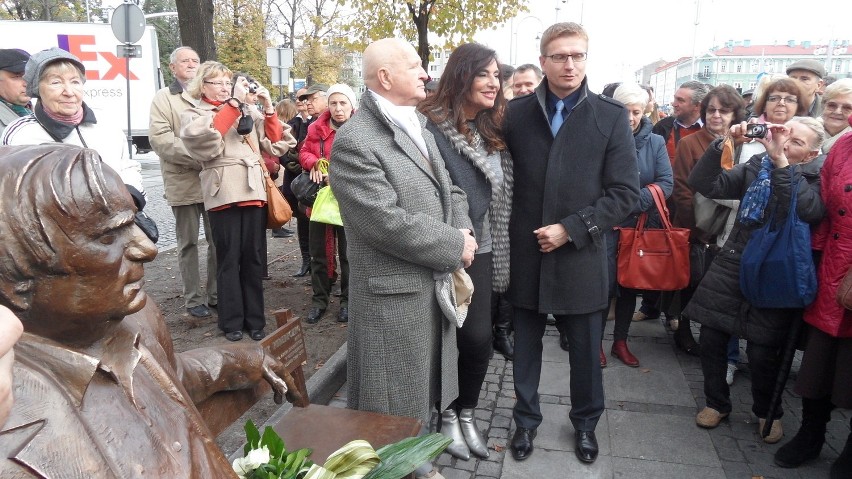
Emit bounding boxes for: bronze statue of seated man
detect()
[0,144,293,478]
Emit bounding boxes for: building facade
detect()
[643,40,851,108]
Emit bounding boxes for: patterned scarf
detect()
[0,97,30,117]
[738,155,774,226]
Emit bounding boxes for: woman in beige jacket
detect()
[180,61,296,341]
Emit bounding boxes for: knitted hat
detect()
[326,83,357,108]
[0,49,30,73]
[786,59,826,79]
[24,47,86,98]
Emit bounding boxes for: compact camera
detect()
[248,82,259,94]
[744,123,767,139]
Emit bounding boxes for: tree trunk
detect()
[413,12,429,72]
[176,0,217,61]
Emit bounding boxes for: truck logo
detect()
[57,34,139,81]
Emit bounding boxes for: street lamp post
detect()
[510,15,544,66]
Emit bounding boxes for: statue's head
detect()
[0,145,156,343]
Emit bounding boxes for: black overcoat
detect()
[503,78,639,314]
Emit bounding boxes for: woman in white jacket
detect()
[1,48,145,204]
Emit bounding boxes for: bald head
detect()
[362,38,427,107]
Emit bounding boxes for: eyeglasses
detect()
[543,52,588,63]
[706,107,733,115]
[767,95,797,105]
[204,81,233,88]
[825,101,852,116]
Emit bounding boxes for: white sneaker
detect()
[726,363,737,386]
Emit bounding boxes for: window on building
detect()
[733,81,742,89]
[430,65,438,72]
[750,60,760,73]
[434,51,441,59]
[703,65,710,76]
[720,62,727,73]
[836,61,842,73]
[749,82,757,90]
[736,62,742,73]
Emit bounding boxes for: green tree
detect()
[214,0,270,84]
[0,0,104,21]
[143,0,181,85]
[292,36,342,86]
[340,0,528,70]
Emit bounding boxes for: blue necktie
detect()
[551,100,564,137]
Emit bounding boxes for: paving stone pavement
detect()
[330,313,849,478]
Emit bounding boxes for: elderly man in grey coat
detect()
[331,38,477,440]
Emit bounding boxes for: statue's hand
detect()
[261,355,289,404]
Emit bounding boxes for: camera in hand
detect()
[744,123,767,139]
[248,82,259,94]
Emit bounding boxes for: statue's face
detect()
[26,186,157,339]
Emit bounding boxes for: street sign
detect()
[266,47,293,68]
[110,2,145,44]
[271,67,290,86]
[116,44,143,58]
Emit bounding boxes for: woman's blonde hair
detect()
[186,61,233,99]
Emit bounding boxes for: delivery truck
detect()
[0,20,163,150]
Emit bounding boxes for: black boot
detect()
[492,294,514,360]
[774,396,831,468]
[831,418,852,479]
[293,256,310,277]
[674,317,700,356]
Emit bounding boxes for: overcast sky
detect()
[474,0,852,92]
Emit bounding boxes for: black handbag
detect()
[289,138,324,206]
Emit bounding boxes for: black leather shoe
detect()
[187,304,212,318]
[225,331,243,341]
[306,307,326,324]
[249,329,266,341]
[493,335,514,360]
[510,427,537,461]
[560,331,570,352]
[271,227,294,238]
[293,259,311,277]
[337,306,348,323]
[575,430,599,464]
[675,333,701,357]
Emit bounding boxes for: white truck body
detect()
[0,20,163,146]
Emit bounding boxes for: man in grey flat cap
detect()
[787,59,826,118]
[0,49,31,136]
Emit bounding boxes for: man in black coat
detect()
[503,22,639,465]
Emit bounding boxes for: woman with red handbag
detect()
[605,83,673,368]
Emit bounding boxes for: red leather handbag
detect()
[616,184,690,291]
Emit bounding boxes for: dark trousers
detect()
[699,324,783,419]
[308,221,348,309]
[453,252,493,410]
[209,206,266,333]
[612,288,643,340]
[513,307,604,431]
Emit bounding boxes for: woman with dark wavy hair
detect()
[419,42,513,461]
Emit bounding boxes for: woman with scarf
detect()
[180,61,296,342]
[299,83,356,325]
[419,43,513,461]
[685,116,825,443]
[1,48,145,212]
[819,78,852,153]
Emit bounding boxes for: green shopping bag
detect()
[310,185,343,226]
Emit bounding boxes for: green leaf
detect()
[244,420,261,456]
[261,426,286,460]
[362,434,453,479]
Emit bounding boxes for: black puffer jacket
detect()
[683,138,825,347]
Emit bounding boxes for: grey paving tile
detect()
[608,409,720,468]
[602,341,696,407]
[501,448,613,479]
[611,457,725,479]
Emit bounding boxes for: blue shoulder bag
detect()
[739,169,817,309]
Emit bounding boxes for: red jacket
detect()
[806,117,852,337]
[299,109,337,171]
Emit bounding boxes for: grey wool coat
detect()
[330,91,473,424]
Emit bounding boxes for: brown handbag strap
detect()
[244,134,270,176]
[647,183,674,230]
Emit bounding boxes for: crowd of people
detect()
[1,18,851,478]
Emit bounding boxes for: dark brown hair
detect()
[419,43,506,153]
[700,84,746,125]
[753,78,806,117]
